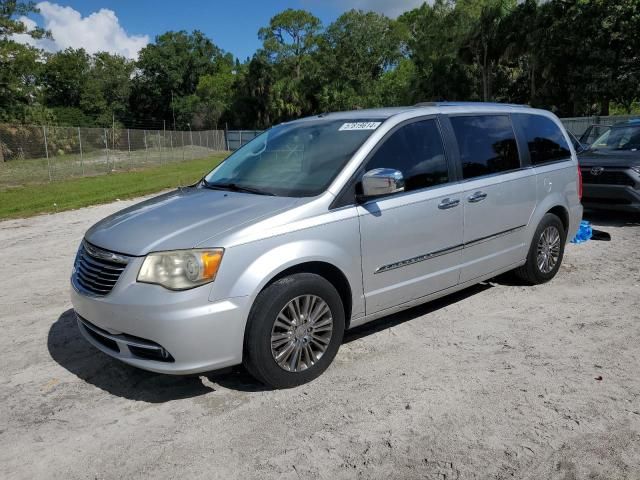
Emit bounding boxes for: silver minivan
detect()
[70,103,583,388]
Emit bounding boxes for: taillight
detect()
[577,165,583,200]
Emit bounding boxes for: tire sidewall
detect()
[244,273,345,388]
[528,214,566,283]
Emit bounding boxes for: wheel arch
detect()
[260,261,353,329]
[527,192,572,245]
[546,205,570,234]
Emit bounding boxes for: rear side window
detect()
[450,115,520,179]
[365,119,449,191]
[514,114,571,164]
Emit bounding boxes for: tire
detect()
[515,213,567,285]
[243,273,345,389]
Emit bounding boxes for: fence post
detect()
[206,130,209,150]
[157,131,162,164]
[144,129,148,162]
[225,123,229,151]
[43,125,52,182]
[127,128,131,169]
[104,128,110,171]
[181,130,185,161]
[170,130,174,158]
[198,131,202,154]
[77,127,84,176]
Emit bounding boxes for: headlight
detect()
[631,165,640,175]
[137,249,224,290]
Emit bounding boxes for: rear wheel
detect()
[515,213,566,284]
[243,273,345,389]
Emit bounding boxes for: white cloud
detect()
[12,2,149,59]
[309,0,427,18]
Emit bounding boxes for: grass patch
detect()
[0,154,226,220]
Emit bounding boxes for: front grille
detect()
[581,168,635,186]
[73,242,129,296]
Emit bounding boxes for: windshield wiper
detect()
[202,179,275,196]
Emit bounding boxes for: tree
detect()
[84,52,135,122]
[399,0,474,103]
[41,48,91,108]
[317,9,404,110]
[193,64,236,129]
[0,40,42,121]
[131,30,232,127]
[0,0,49,39]
[0,1,51,123]
[459,0,515,101]
[229,53,275,129]
[258,9,321,80]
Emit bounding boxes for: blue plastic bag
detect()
[571,220,592,244]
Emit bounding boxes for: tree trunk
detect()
[530,60,536,105]
[482,45,489,101]
[599,97,610,116]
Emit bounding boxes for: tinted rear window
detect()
[450,115,520,179]
[514,113,571,164]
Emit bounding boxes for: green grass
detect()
[0,154,226,220]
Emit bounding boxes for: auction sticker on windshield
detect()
[339,122,382,131]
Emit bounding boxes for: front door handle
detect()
[438,198,460,210]
[467,191,488,203]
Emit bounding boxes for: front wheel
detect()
[243,273,345,389]
[515,213,567,285]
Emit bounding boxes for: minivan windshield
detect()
[203,119,383,197]
[590,124,640,152]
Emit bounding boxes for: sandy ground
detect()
[0,197,639,480]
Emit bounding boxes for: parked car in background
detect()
[578,119,640,212]
[70,102,582,388]
[567,130,589,153]
[579,123,614,146]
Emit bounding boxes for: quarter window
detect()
[513,113,571,164]
[450,115,520,179]
[365,119,449,192]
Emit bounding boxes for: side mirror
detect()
[575,142,589,154]
[360,168,404,199]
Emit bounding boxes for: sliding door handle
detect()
[438,198,460,210]
[467,191,488,203]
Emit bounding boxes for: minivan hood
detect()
[578,149,640,167]
[85,187,301,256]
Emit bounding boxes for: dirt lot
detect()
[0,197,639,480]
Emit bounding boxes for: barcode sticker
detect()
[339,122,382,131]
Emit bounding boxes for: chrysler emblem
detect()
[590,166,604,176]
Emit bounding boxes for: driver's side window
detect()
[365,119,449,192]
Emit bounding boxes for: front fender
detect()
[209,217,364,319]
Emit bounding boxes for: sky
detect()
[14,0,426,61]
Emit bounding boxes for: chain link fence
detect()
[2,114,638,188]
[0,124,227,187]
[560,114,638,137]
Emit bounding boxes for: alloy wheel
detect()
[270,295,333,372]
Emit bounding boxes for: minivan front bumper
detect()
[70,275,250,375]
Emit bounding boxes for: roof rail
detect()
[414,101,529,108]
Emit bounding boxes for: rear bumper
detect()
[582,184,640,212]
